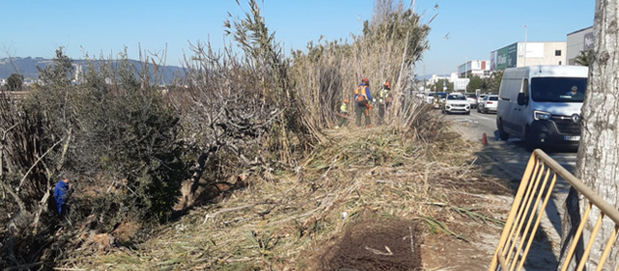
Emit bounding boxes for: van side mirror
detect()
[517,93,528,106]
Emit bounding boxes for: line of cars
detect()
[423,92,498,115]
[423,65,587,150]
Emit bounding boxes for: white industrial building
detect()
[490,41,567,71]
[566,26,593,65]
[458,60,491,78]
[427,73,469,91]
[450,72,469,91]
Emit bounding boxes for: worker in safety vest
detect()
[354,78,373,127]
[336,99,350,128]
[377,80,392,125]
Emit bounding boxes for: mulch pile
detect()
[320,219,422,271]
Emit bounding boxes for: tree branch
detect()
[16,138,64,191]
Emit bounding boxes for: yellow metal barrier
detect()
[489,149,619,271]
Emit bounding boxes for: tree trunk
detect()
[559,0,619,269]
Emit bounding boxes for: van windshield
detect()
[531,77,587,103]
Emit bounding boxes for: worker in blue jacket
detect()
[53,177,70,216]
[354,78,373,127]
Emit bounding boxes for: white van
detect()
[496,65,588,149]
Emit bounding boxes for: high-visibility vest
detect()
[355,85,369,101]
[340,102,348,113]
[379,88,391,103]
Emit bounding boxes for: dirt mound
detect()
[319,219,421,271]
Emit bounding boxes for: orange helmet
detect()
[344,99,349,104]
[361,78,369,84]
[384,81,391,89]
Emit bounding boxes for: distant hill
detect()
[0,57,185,84]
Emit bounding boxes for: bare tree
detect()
[559,0,619,269]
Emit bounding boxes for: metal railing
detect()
[489,149,619,271]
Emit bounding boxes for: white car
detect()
[442,93,470,114]
[465,93,478,109]
[478,95,498,113]
[425,93,435,104]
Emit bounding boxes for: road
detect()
[444,110,577,173]
[444,109,577,269]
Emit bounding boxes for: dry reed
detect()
[68,113,510,270]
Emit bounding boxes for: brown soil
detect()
[318,219,422,271]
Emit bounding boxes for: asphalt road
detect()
[443,109,578,269]
[444,109,577,173]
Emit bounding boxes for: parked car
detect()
[425,93,435,104]
[465,93,478,109]
[442,93,470,114]
[496,65,588,149]
[478,95,498,113]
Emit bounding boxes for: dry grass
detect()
[64,115,510,270]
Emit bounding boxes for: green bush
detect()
[74,56,189,222]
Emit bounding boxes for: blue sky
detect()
[1,1,594,75]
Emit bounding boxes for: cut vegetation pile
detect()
[2,2,514,269]
[69,115,511,270]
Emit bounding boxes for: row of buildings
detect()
[428,26,594,91]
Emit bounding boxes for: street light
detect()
[523,25,528,67]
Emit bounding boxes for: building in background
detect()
[566,26,593,65]
[457,60,491,78]
[490,42,567,71]
[452,78,470,91]
[427,74,451,86]
[426,73,470,92]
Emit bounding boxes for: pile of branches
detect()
[1,1,437,269]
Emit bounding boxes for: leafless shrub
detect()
[169,0,324,206]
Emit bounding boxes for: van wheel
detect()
[525,127,543,151]
[497,119,509,140]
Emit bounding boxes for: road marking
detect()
[470,113,496,121]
